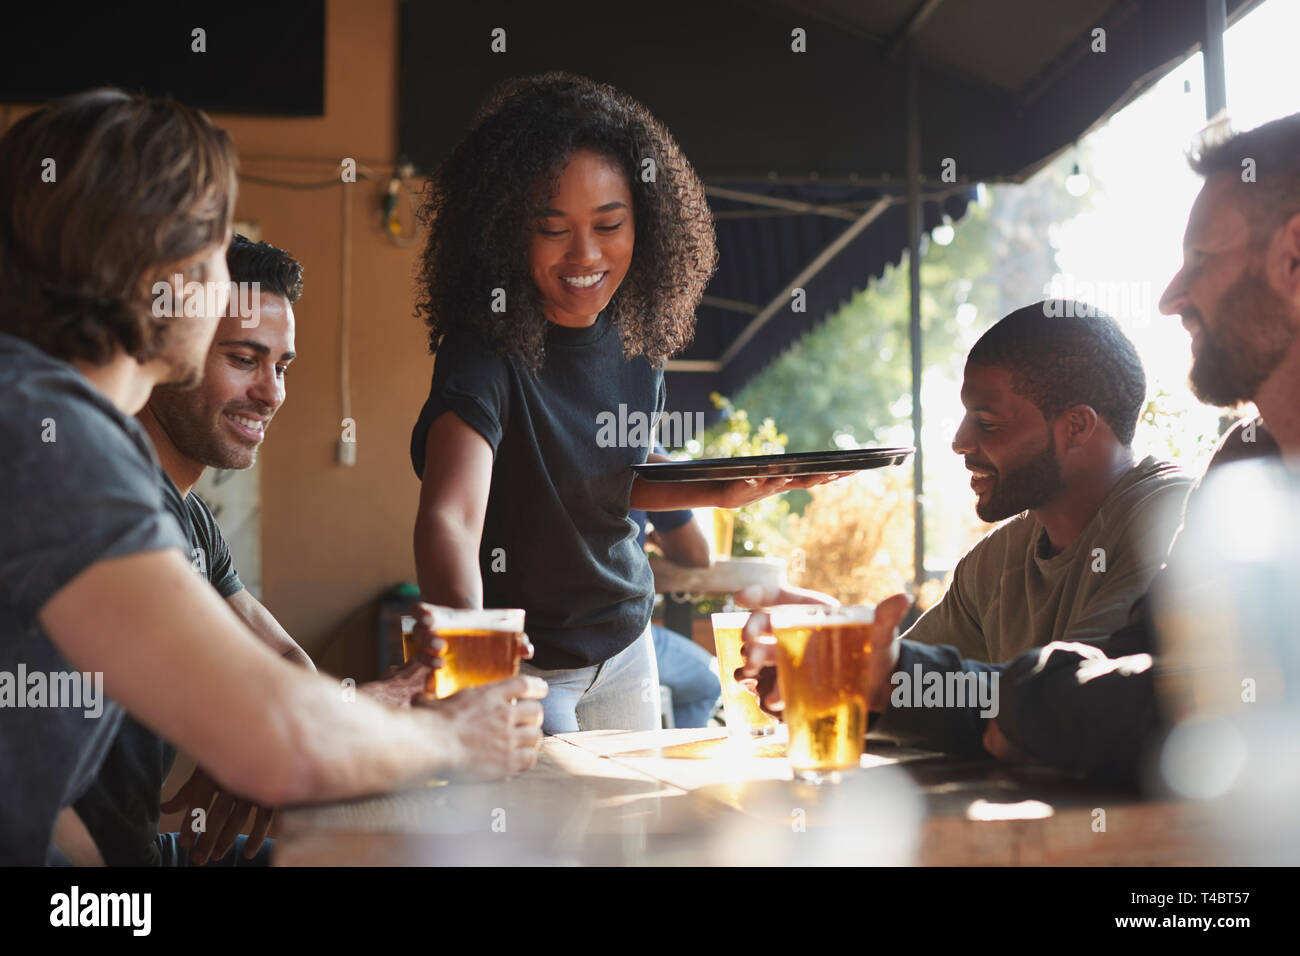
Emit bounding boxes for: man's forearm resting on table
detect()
[874,615,1164,783]
[260,677,466,804]
[871,641,1002,758]
[993,615,1163,783]
[226,587,316,672]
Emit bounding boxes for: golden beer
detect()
[400,615,420,664]
[431,628,521,697]
[768,605,875,782]
[712,508,736,558]
[406,607,525,698]
[711,612,779,736]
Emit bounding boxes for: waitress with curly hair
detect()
[411,73,829,733]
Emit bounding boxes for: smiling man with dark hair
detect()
[902,301,1191,663]
[146,234,302,477]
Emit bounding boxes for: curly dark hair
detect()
[0,88,237,365]
[415,72,717,370]
[967,300,1147,446]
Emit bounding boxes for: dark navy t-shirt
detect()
[411,313,663,670]
[74,473,243,866]
[630,509,694,549]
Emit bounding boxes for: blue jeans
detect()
[155,833,273,867]
[520,624,660,733]
[651,624,722,728]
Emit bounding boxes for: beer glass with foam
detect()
[407,607,526,698]
[767,604,875,783]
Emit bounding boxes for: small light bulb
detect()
[1066,163,1090,197]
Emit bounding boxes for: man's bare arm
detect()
[226,587,315,671]
[39,549,543,806]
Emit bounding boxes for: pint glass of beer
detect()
[711,611,779,736]
[421,607,525,698]
[767,604,875,783]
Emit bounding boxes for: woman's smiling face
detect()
[528,148,635,328]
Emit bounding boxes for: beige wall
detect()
[219,0,426,681]
[0,0,430,682]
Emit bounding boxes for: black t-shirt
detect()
[410,313,663,669]
[74,473,243,865]
[0,332,188,865]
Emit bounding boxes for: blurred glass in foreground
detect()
[702,769,922,865]
[1155,459,1300,864]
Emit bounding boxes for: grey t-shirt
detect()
[73,473,243,866]
[0,332,187,865]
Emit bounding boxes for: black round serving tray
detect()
[631,447,915,482]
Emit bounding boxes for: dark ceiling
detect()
[398,0,1264,421]
[400,0,1262,185]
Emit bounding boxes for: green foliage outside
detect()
[736,154,1090,452]
[694,392,793,560]
[689,150,1230,579]
[725,152,1093,567]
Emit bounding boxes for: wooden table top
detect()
[275,727,1220,866]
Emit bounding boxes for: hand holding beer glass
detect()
[402,606,533,697]
[737,592,912,783]
[402,605,546,779]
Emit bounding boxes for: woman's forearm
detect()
[629,475,727,511]
[414,511,484,608]
[630,474,807,511]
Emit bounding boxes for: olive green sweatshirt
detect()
[904,457,1192,663]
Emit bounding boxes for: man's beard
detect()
[1189,268,1297,407]
[976,437,1065,523]
[150,394,259,472]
